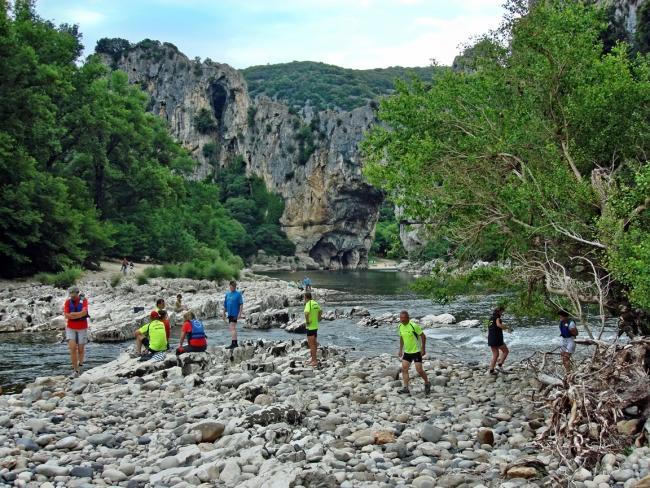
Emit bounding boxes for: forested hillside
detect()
[241,61,442,112]
[364,1,650,324]
[0,3,293,278]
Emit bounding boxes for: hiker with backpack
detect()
[558,310,578,372]
[176,310,207,355]
[397,310,431,395]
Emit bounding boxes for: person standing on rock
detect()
[487,306,510,375]
[303,276,312,292]
[155,298,171,345]
[304,292,322,366]
[63,286,89,377]
[176,310,207,355]
[223,280,243,349]
[397,311,431,395]
[559,310,578,372]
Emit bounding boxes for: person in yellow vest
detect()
[304,292,322,367]
[397,310,431,395]
[134,310,168,358]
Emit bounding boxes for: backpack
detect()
[189,319,206,340]
[559,319,577,338]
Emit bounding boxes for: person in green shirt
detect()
[397,310,431,395]
[135,310,168,356]
[304,292,322,367]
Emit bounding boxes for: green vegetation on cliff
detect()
[0,3,291,278]
[241,61,443,112]
[363,0,650,324]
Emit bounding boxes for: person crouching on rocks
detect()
[304,292,322,366]
[397,311,431,395]
[176,311,207,355]
[135,310,168,358]
[487,305,510,375]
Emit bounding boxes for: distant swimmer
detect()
[487,305,510,375]
[63,286,89,378]
[397,311,431,395]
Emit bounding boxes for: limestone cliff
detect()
[101,41,381,269]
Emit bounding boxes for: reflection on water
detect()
[0,270,618,392]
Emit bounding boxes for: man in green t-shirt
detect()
[304,292,322,367]
[397,310,431,395]
[135,310,168,356]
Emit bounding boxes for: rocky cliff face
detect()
[102,42,381,269]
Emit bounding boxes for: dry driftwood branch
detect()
[527,339,650,470]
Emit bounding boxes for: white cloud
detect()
[62,9,105,26]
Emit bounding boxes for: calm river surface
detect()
[0,269,615,392]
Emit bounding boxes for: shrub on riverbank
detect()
[35,268,83,289]
[143,258,240,282]
[411,265,516,304]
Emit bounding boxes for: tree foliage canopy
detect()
[241,61,443,112]
[363,0,650,319]
[0,2,293,278]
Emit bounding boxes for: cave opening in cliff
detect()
[210,83,228,124]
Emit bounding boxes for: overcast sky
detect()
[37,0,506,69]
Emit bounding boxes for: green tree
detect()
[363,1,650,329]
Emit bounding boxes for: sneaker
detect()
[488,370,497,376]
[424,382,431,395]
[69,370,79,378]
[225,342,235,350]
[397,387,410,395]
[78,363,84,373]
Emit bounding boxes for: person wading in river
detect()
[558,310,578,372]
[304,292,322,366]
[223,280,243,349]
[397,311,431,395]
[63,287,89,377]
[487,305,510,375]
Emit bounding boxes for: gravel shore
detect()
[1,341,648,487]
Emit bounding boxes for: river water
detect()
[0,269,616,392]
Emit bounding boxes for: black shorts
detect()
[306,329,317,337]
[227,316,238,324]
[402,352,422,363]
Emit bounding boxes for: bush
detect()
[194,108,217,133]
[35,267,83,289]
[142,259,239,281]
[411,265,514,304]
[110,274,122,288]
[136,274,149,285]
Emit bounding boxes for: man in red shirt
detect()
[63,287,89,377]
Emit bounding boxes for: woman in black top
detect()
[487,306,510,374]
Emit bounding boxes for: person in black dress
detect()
[487,306,510,374]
